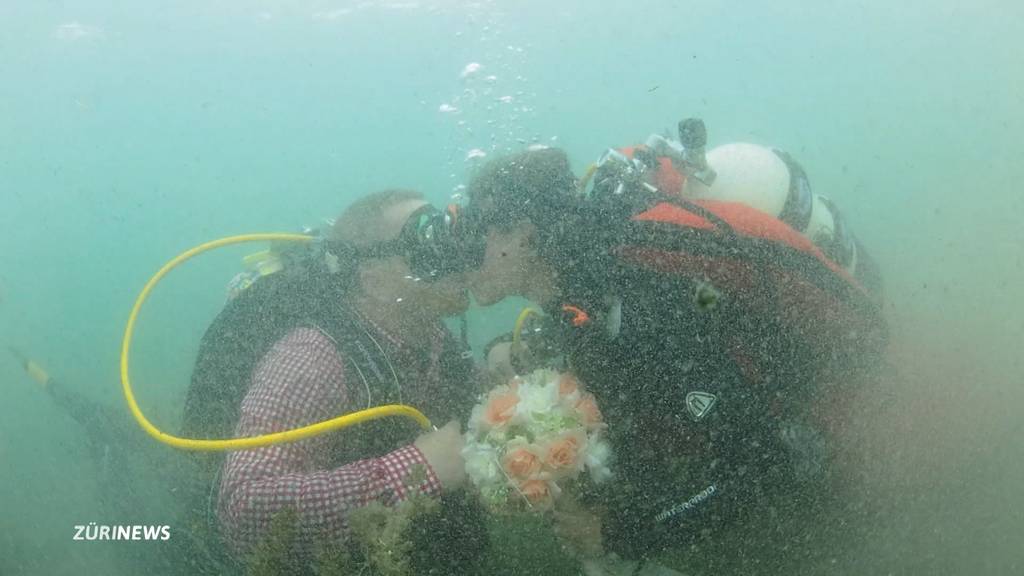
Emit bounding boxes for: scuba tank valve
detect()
[678,118,716,186]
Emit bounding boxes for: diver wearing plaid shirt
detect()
[219,315,460,556]
[183,189,478,565]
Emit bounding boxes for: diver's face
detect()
[469,222,536,306]
[420,273,471,317]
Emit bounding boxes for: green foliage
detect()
[247,508,303,576]
[242,464,590,575]
[311,541,357,576]
[347,491,441,575]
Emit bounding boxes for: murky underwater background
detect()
[1,0,1022,574]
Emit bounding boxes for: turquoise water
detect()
[1,1,1022,574]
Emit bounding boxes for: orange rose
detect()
[519,478,550,506]
[545,435,582,473]
[558,373,579,397]
[575,393,603,428]
[503,446,541,480]
[483,392,519,427]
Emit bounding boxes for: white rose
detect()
[583,436,613,484]
[467,402,488,436]
[514,378,560,425]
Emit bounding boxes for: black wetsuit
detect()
[543,200,865,560]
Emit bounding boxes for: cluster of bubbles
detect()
[430,7,559,203]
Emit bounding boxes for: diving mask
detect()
[338,203,485,281]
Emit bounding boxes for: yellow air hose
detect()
[511,307,543,349]
[120,233,431,452]
[577,163,598,195]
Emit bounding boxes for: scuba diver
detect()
[7,346,137,495]
[6,346,213,574]
[4,346,181,505]
[461,121,888,570]
[179,189,488,574]
[7,346,126,465]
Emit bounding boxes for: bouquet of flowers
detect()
[462,368,613,510]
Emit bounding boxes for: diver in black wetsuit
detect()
[8,346,135,489]
[462,138,887,572]
[6,346,220,575]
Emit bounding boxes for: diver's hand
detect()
[414,420,467,490]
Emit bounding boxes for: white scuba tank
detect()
[688,142,795,218]
[685,142,858,275]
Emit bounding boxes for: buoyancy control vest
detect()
[545,190,888,559]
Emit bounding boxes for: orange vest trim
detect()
[632,200,861,289]
[654,157,686,196]
[632,201,716,230]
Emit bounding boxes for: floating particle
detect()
[53,21,104,41]
[460,62,482,78]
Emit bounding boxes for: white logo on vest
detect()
[685,391,717,421]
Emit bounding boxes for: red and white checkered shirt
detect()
[217,313,454,558]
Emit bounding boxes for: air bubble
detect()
[460,62,482,78]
